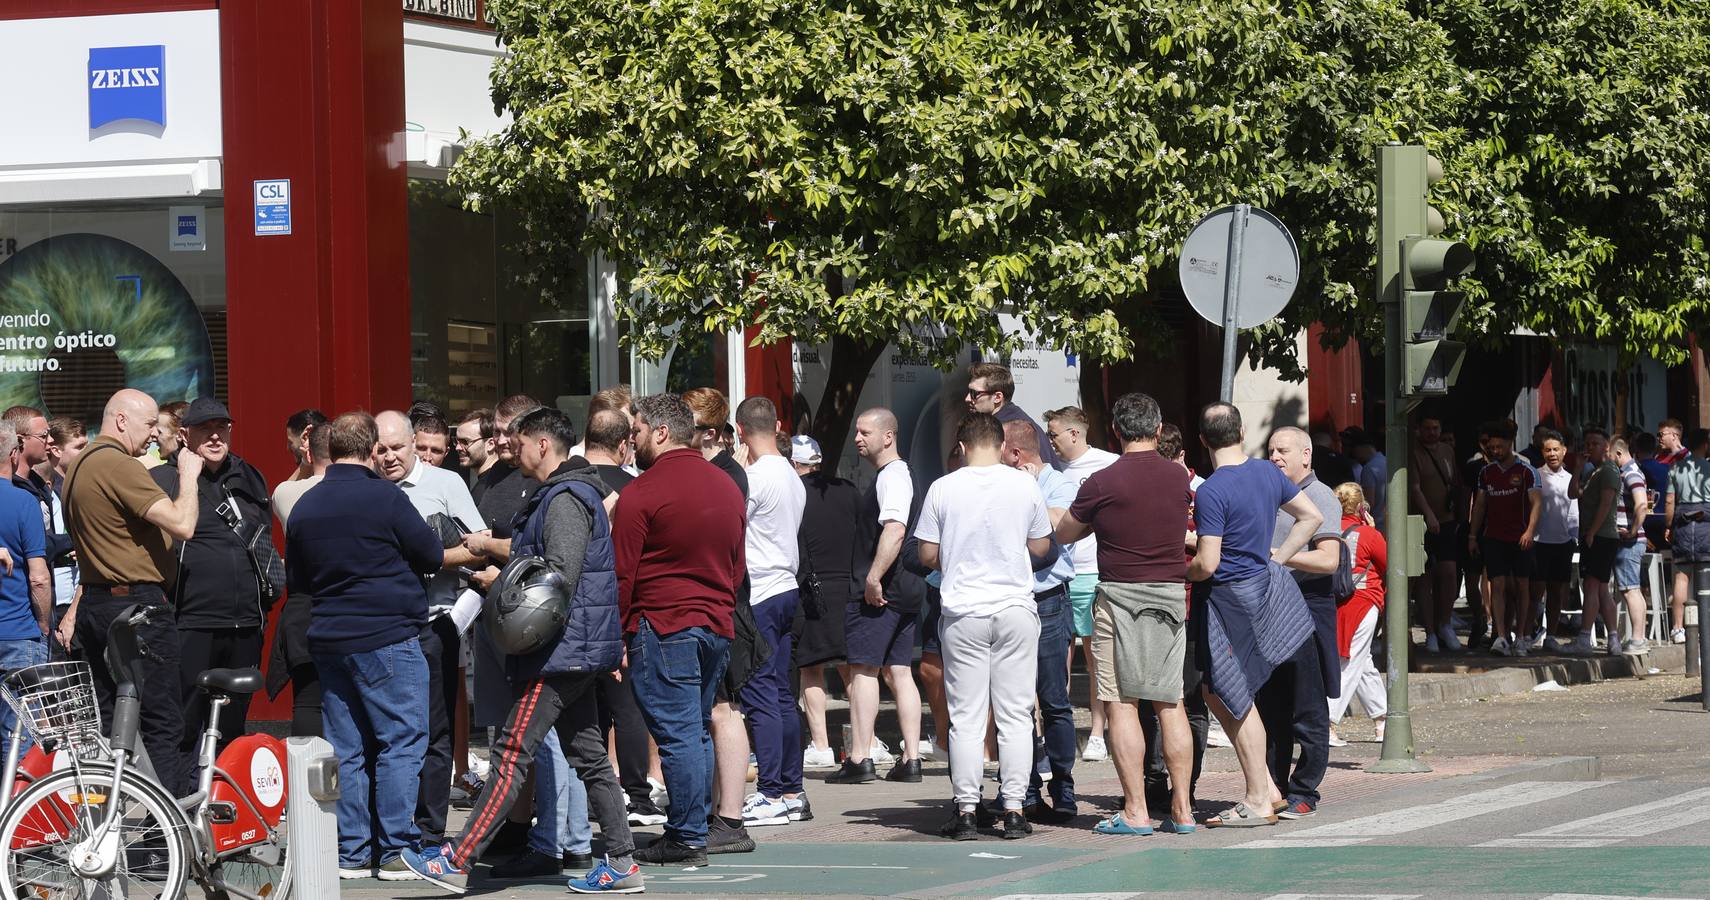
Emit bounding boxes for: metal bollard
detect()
[1697,564,1710,712]
[286,736,341,897]
[1688,600,1700,677]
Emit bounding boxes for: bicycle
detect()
[0,603,292,899]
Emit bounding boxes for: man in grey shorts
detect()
[1055,392,1196,835]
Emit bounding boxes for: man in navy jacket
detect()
[408,407,641,895]
[285,412,443,881]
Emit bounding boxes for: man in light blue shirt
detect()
[1002,420,1079,821]
[0,421,53,753]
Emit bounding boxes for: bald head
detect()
[101,388,159,457]
[1268,425,1313,483]
[375,410,418,482]
[854,407,900,466]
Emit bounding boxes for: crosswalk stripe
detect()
[1473,785,1710,848]
[1231,781,1605,848]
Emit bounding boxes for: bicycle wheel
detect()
[0,766,189,900]
[206,840,290,900]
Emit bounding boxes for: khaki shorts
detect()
[1091,585,1187,704]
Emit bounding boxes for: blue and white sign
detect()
[88,45,166,129]
[168,205,205,252]
[253,179,292,236]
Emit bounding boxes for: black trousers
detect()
[75,589,190,797]
[597,670,652,804]
[1142,638,1210,800]
[1256,635,1330,807]
[49,604,79,660]
[177,626,263,758]
[416,615,461,842]
[289,663,323,738]
[446,674,635,869]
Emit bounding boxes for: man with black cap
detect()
[150,397,277,757]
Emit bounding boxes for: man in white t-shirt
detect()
[1530,430,1577,652]
[916,412,1055,841]
[733,397,810,827]
[1045,406,1118,760]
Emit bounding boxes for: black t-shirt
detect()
[799,471,860,597]
[475,463,537,539]
[594,464,635,495]
[709,450,749,500]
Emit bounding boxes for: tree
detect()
[455,0,1457,461]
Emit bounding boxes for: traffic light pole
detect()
[1372,145,1431,773]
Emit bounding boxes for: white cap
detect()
[791,434,823,466]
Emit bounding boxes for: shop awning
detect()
[0,159,222,205]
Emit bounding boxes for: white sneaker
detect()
[870,739,895,764]
[1674,628,1688,644]
[1491,636,1511,657]
[1373,719,1386,744]
[1206,721,1233,748]
[648,776,669,810]
[1438,626,1463,652]
[741,792,790,827]
[802,743,837,770]
[1327,729,1348,748]
[1623,638,1650,654]
[918,738,938,761]
[1529,628,1547,650]
[1082,735,1109,761]
[1425,632,1441,653]
[339,865,373,880]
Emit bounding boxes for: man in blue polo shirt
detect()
[0,421,50,753]
[287,412,444,881]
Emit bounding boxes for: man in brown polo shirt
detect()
[60,388,202,796]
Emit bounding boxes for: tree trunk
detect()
[1079,359,1112,451]
[811,333,887,473]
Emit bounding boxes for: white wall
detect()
[1232,330,1312,457]
[403,21,509,168]
[0,11,222,170]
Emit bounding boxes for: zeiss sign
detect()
[88,45,166,129]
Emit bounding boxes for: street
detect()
[332,669,1710,898]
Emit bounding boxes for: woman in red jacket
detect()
[1331,483,1388,746]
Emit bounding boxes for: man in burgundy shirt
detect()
[613,393,746,866]
[1467,420,1542,656]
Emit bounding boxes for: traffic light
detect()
[1377,144,1475,397]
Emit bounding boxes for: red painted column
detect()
[744,325,794,419]
[220,0,410,485]
[1307,323,1364,435]
[220,1,409,719]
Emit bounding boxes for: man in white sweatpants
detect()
[914,412,1056,841]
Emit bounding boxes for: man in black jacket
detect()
[150,397,275,757]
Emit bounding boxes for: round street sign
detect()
[1178,205,1300,329]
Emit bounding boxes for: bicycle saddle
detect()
[196,667,263,696]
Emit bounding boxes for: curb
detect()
[1456,754,1603,783]
[1406,644,1687,709]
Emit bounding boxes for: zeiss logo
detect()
[88,45,166,129]
[176,216,198,237]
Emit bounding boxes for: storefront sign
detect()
[253,179,291,236]
[88,45,166,129]
[403,0,479,21]
[169,206,205,252]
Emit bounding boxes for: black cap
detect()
[1339,426,1373,448]
[181,397,233,426]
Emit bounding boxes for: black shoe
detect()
[825,759,876,784]
[885,758,922,783]
[1002,810,1034,840]
[974,802,999,830]
[484,820,531,857]
[1022,802,1075,824]
[628,797,669,826]
[489,849,561,880]
[706,817,756,854]
[938,811,978,841]
[563,851,595,871]
[636,838,709,867]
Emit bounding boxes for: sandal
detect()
[1093,812,1154,835]
[1158,818,1197,834]
[1205,802,1279,828]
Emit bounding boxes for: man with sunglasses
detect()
[1044,405,1118,760]
[3,407,71,613]
[965,362,1060,471]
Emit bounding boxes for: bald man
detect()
[61,388,203,796]
[375,409,486,846]
[828,408,926,785]
[1259,426,1344,820]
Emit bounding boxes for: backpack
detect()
[1331,525,1358,602]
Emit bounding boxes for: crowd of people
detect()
[0,368,1697,894]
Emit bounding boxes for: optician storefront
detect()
[0,0,763,482]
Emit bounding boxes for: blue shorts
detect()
[1614,540,1645,591]
[920,585,942,657]
[845,601,917,668]
[1069,574,1098,638]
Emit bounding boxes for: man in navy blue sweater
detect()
[286,412,444,881]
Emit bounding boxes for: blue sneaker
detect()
[402,845,468,894]
[567,857,646,893]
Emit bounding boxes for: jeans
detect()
[1026,586,1076,811]
[416,615,460,842]
[315,639,429,868]
[447,674,634,868]
[628,619,728,847]
[76,589,190,797]
[740,590,803,798]
[0,637,48,753]
[530,727,593,857]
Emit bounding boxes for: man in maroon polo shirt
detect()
[613,393,747,867]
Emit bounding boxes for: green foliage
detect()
[454,0,1710,376]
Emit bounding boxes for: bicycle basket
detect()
[1,661,103,749]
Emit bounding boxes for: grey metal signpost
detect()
[1179,204,1301,403]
